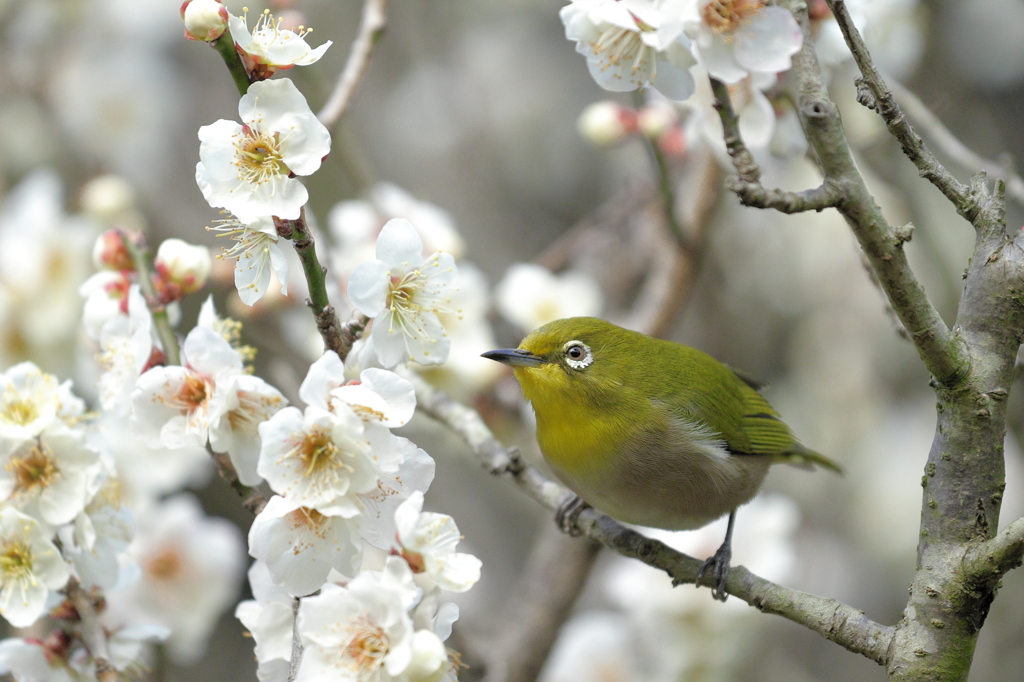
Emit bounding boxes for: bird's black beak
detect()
[481,348,546,367]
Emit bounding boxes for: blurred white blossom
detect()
[495,263,603,331]
[0,507,70,627]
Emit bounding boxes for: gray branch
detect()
[317,0,388,131]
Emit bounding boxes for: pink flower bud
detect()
[92,229,135,272]
[155,238,211,298]
[637,101,678,140]
[577,101,637,147]
[181,0,230,42]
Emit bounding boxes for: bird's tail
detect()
[776,443,843,474]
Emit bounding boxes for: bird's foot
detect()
[696,543,732,602]
[554,494,589,537]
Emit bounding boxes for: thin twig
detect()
[212,28,253,97]
[65,579,118,682]
[117,230,180,366]
[886,79,1024,206]
[824,0,987,222]
[778,0,970,388]
[273,210,346,356]
[287,597,304,682]
[405,370,894,664]
[709,78,842,213]
[317,0,388,131]
[962,516,1024,590]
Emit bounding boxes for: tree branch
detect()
[287,597,303,682]
[777,0,970,388]
[273,209,347,356]
[709,78,842,213]
[405,370,893,663]
[962,516,1024,591]
[65,579,117,682]
[886,79,1024,207]
[317,0,388,132]
[823,0,989,222]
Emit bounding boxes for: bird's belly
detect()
[545,429,772,531]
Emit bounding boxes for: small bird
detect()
[482,317,839,600]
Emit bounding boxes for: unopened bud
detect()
[657,126,687,157]
[181,0,230,42]
[637,101,678,140]
[92,230,135,272]
[155,238,211,296]
[81,174,135,220]
[577,101,636,147]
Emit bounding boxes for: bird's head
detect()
[482,317,632,405]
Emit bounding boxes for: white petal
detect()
[733,7,803,75]
[298,351,347,411]
[348,260,389,316]
[375,218,424,269]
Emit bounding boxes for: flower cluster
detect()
[560,0,803,99]
[238,351,480,681]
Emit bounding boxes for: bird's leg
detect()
[554,493,590,537]
[696,509,736,602]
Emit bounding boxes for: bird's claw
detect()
[696,544,732,602]
[555,495,589,537]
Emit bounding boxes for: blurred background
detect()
[3,0,1024,680]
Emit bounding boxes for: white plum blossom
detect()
[130,325,242,450]
[0,362,84,447]
[0,638,76,682]
[394,492,481,593]
[256,405,379,515]
[248,495,361,597]
[61,478,134,591]
[348,219,459,368]
[230,9,333,79]
[296,556,420,682]
[495,263,603,332]
[209,373,287,487]
[0,507,70,627]
[329,183,466,282]
[683,0,803,83]
[79,270,131,342]
[195,78,331,223]
[95,285,156,414]
[91,411,211,512]
[299,351,416,429]
[208,214,290,306]
[353,428,435,550]
[0,427,100,526]
[560,0,698,100]
[235,561,294,682]
[108,495,245,664]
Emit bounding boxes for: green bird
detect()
[483,317,839,600]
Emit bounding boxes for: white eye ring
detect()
[563,340,593,370]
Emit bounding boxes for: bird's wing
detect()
[737,381,842,471]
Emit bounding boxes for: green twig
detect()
[273,209,353,357]
[212,28,252,97]
[117,230,180,366]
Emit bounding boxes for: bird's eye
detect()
[563,340,593,370]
